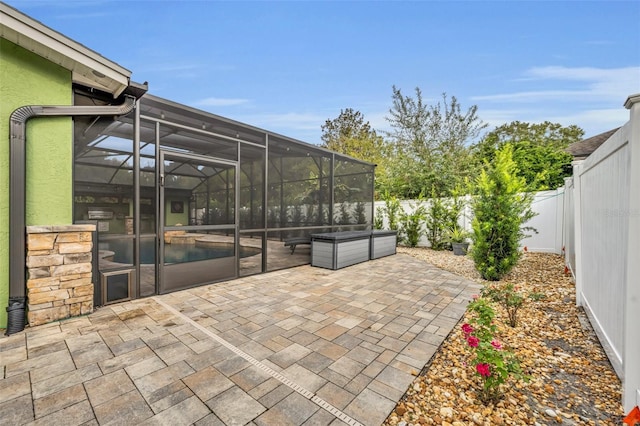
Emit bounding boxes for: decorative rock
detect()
[65,295,93,304]
[27,276,60,289]
[471,413,483,425]
[28,289,69,305]
[27,267,51,279]
[28,305,69,326]
[80,301,93,314]
[56,232,92,243]
[59,277,92,289]
[52,263,92,276]
[27,233,57,250]
[545,409,557,417]
[72,284,94,297]
[26,225,94,327]
[27,254,64,268]
[63,253,92,264]
[440,407,453,419]
[57,242,93,254]
[60,272,92,281]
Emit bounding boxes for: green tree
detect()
[471,121,583,190]
[321,109,388,183]
[321,108,390,197]
[471,144,536,281]
[385,86,487,198]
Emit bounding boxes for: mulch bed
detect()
[384,248,624,425]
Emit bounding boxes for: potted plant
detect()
[445,226,471,255]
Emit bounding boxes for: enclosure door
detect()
[159,151,238,293]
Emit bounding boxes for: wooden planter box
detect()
[311,231,371,270]
[370,230,397,259]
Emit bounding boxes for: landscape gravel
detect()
[384,247,624,426]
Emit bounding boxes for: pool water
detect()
[100,238,260,264]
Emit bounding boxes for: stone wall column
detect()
[26,224,95,326]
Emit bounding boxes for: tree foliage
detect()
[384,86,487,198]
[321,91,585,201]
[321,108,387,165]
[471,121,583,190]
[321,108,389,195]
[471,144,537,281]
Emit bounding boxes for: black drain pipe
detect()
[6,94,138,335]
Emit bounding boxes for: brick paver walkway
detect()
[0,253,481,425]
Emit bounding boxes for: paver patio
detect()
[0,253,481,425]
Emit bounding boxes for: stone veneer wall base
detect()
[26,224,95,326]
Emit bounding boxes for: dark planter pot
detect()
[452,242,470,256]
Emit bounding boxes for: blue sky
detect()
[6,0,640,144]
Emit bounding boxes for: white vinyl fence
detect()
[566,94,640,413]
[375,189,565,254]
[521,189,565,254]
[562,176,576,277]
[374,94,640,412]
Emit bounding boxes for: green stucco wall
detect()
[165,198,189,226]
[0,39,73,328]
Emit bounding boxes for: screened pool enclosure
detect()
[73,87,375,304]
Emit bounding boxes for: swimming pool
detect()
[99,238,260,265]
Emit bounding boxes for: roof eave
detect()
[0,2,131,97]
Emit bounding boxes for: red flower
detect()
[491,340,502,350]
[462,323,474,335]
[476,363,491,377]
[467,336,479,348]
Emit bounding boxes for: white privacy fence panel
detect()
[374,198,473,247]
[577,125,630,376]
[520,189,565,254]
[376,192,561,253]
[569,93,640,413]
[562,177,576,278]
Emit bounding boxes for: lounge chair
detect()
[284,237,311,254]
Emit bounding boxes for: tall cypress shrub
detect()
[471,144,536,280]
[426,187,448,250]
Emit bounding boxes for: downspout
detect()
[6,95,137,335]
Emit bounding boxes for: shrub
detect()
[399,200,426,247]
[381,192,401,232]
[426,188,449,250]
[481,282,545,327]
[374,206,384,230]
[352,201,367,224]
[471,144,536,280]
[337,202,351,225]
[463,297,528,403]
[289,204,305,227]
[426,186,467,250]
[445,187,466,234]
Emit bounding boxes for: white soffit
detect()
[0,3,131,97]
